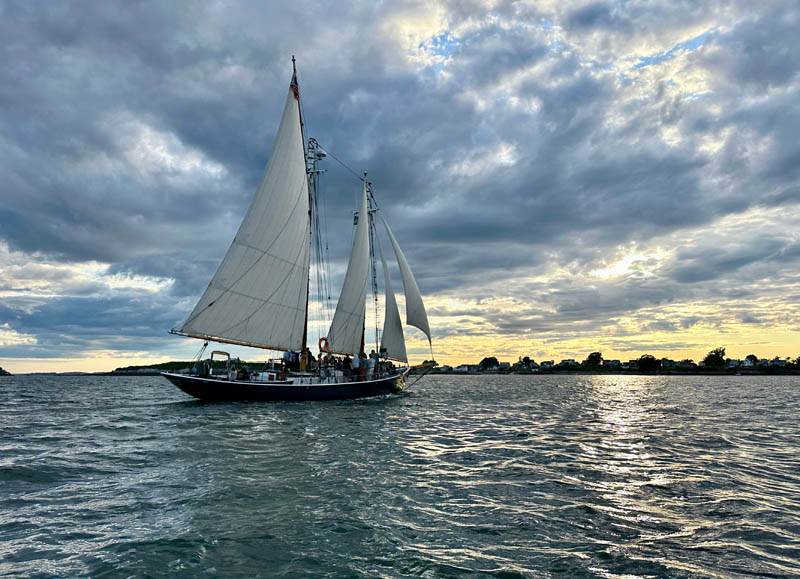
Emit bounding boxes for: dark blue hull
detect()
[161,369,409,402]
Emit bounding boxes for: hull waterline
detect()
[161,369,409,402]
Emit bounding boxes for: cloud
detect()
[1,0,800,369]
[643,320,677,332]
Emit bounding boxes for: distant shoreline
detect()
[412,369,800,376]
[5,369,798,377]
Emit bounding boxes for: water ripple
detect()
[1,374,799,576]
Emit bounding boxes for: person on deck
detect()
[283,350,299,371]
[342,355,351,379]
[317,353,326,378]
[358,351,368,381]
[367,350,377,380]
[350,353,360,381]
[305,348,315,370]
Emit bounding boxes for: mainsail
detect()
[326,180,370,355]
[381,216,431,345]
[379,245,407,362]
[174,80,311,351]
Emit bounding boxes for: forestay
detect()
[176,84,311,351]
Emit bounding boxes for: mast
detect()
[294,56,312,372]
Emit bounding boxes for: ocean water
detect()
[1,374,799,578]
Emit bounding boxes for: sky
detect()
[1,0,799,373]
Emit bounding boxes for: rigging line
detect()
[310,141,358,310]
[312,215,328,333]
[408,365,436,388]
[307,140,387,216]
[306,138,332,323]
[310,141,384,227]
[310,151,331,326]
[367,187,380,210]
[316,198,329,316]
[193,341,209,362]
[314,142,363,183]
[320,170,332,303]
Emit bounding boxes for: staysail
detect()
[379,244,407,362]
[174,79,311,351]
[381,216,431,345]
[326,180,370,355]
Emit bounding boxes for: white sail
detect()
[382,216,431,345]
[326,180,370,355]
[176,81,310,351]
[379,246,407,363]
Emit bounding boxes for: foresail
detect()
[327,181,370,355]
[381,216,431,345]
[379,246,407,363]
[176,85,310,351]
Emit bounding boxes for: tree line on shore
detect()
[5,347,797,377]
[433,348,800,374]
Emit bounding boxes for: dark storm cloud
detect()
[1,0,800,364]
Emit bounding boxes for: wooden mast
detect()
[295,55,312,372]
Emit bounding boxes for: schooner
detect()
[162,59,432,401]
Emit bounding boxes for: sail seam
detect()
[180,178,308,333]
[220,178,307,293]
[234,242,308,269]
[214,222,311,341]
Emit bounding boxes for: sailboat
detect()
[161,59,432,401]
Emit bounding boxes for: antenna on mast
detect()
[292,55,296,74]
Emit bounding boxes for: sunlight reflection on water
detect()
[1,374,799,577]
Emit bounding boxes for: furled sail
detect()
[326,180,370,355]
[379,245,407,363]
[381,216,431,345]
[175,79,310,351]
